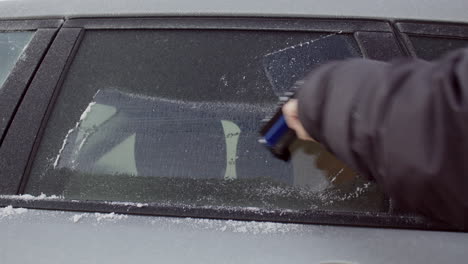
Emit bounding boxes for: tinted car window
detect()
[26,29,387,212]
[0,32,34,88]
[409,35,468,60]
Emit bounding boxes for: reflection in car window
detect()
[409,35,468,60]
[0,32,34,89]
[26,29,387,213]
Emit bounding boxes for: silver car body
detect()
[0,0,467,263]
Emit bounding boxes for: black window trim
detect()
[354,31,405,60]
[0,196,452,231]
[397,20,468,38]
[0,19,63,31]
[396,20,468,57]
[0,19,63,153]
[63,16,393,32]
[0,16,458,232]
[0,27,81,195]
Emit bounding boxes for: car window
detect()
[25,29,387,213]
[0,31,34,89]
[408,35,468,60]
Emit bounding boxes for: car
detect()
[0,0,468,263]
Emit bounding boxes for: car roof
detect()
[0,0,467,23]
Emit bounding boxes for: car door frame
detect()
[0,16,454,231]
[0,19,63,148]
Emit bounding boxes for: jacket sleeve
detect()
[297,48,468,228]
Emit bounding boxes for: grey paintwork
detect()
[0,1,467,263]
[0,0,467,23]
[0,208,466,264]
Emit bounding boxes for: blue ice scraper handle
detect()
[259,81,303,161]
[260,114,297,161]
[263,115,290,147]
[260,112,297,161]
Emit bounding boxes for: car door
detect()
[1,17,467,264]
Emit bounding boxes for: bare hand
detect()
[282,99,316,141]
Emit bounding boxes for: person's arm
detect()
[283,48,468,228]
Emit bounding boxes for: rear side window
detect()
[397,22,468,60]
[0,32,33,88]
[409,36,468,60]
[26,29,387,213]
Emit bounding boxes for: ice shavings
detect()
[53,100,97,169]
[0,206,28,219]
[71,214,84,223]
[76,131,90,153]
[105,201,148,208]
[123,90,274,113]
[79,101,96,121]
[18,50,28,62]
[70,212,128,223]
[95,212,128,222]
[53,128,75,168]
[330,168,345,183]
[220,74,228,86]
[225,220,294,234]
[318,181,372,206]
[169,217,300,235]
[0,193,63,201]
[264,33,338,57]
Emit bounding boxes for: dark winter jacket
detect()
[297,48,468,228]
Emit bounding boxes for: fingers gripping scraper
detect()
[259,81,302,161]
